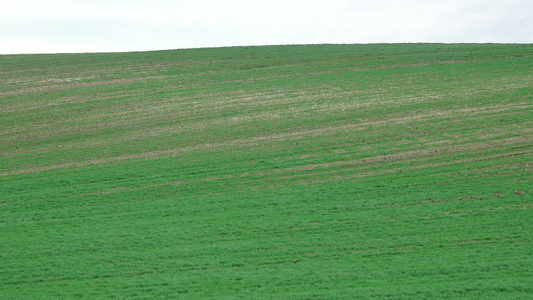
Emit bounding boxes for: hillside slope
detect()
[1,44,532,298]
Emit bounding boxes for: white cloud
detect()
[1,0,532,54]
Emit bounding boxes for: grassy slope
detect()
[1,44,532,298]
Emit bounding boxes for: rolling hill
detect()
[1,44,532,298]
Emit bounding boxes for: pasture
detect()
[1,44,532,298]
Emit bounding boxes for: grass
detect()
[1,43,532,298]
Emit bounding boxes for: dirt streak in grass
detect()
[6,104,531,164]
[251,146,533,182]
[1,95,531,142]
[0,108,448,169]
[2,78,528,144]
[2,127,531,181]
[247,151,533,190]
[65,147,533,197]
[3,104,533,172]
[0,77,160,97]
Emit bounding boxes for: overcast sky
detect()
[1,0,532,54]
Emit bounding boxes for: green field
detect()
[1,44,532,298]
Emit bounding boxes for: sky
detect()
[1,0,532,54]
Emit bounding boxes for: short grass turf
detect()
[1,44,532,298]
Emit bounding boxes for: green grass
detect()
[1,43,532,299]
